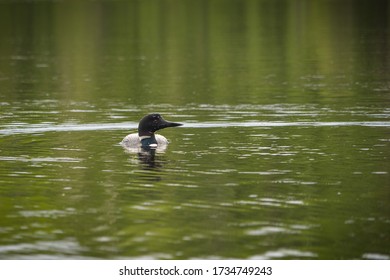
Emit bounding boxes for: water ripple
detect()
[0,121,389,135]
[249,249,317,259]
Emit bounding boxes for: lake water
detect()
[0,0,389,259]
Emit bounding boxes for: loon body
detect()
[120,114,182,150]
[121,133,170,148]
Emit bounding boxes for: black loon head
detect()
[138,113,182,137]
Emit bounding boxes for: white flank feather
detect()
[120,133,170,152]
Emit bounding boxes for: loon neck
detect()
[139,134,157,147]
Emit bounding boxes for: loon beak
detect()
[161,120,183,128]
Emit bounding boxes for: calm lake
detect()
[0,0,389,259]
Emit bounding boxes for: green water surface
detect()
[0,0,389,259]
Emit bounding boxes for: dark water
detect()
[0,0,389,259]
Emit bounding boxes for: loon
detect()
[120,113,182,150]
